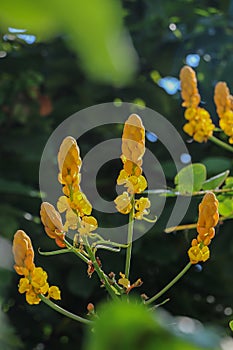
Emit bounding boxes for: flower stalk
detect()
[145,262,192,305]
[40,294,92,325]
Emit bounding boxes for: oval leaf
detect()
[202,170,230,190]
[174,164,207,194]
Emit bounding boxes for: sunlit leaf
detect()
[174,164,206,194]
[202,170,229,190]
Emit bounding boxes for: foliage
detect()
[1,0,233,349]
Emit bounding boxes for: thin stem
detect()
[125,197,135,279]
[145,262,192,305]
[64,238,89,264]
[165,223,197,233]
[83,236,118,301]
[39,294,92,325]
[38,248,72,256]
[209,135,233,153]
[165,215,233,233]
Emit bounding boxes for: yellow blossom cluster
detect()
[180,66,215,143]
[188,192,219,264]
[56,136,97,235]
[114,114,150,219]
[117,114,147,194]
[214,82,233,144]
[13,230,61,305]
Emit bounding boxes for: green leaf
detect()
[202,170,230,190]
[0,0,137,85]
[174,164,207,194]
[229,320,233,331]
[223,177,233,189]
[218,198,233,217]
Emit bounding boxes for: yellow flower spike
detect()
[214,82,232,118]
[114,192,132,214]
[180,65,201,108]
[40,202,66,248]
[180,66,215,143]
[48,286,61,300]
[121,114,145,170]
[214,82,233,143]
[12,230,35,276]
[58,136,82,185]
[197,192,219,245]
[78,216,98,235]
[187,192,219,264]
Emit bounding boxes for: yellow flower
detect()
[134,197,151,220]
[31,267,49,294]
[26,289,41,305]
[117,171,147,194]
[18,277,30,294]
[12,230,35,276]
[188,243,210,264]
[114,192,132,214]
[40,202,66,248]
[71,191,92,216]
[48,286,61,300]
[78,216,98,235]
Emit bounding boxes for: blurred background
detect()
[1,0,233,349]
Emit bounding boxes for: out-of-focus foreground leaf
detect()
[0,0,138,85]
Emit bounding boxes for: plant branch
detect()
[209,135,233,153]
[39,294,92,325]
[125,196,135,279]
[145,262,192,305]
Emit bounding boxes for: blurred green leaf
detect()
[0,0,137,85]
[174,164,206,194]
[84,300,220,350]
[202,170,229,190]
[0,178,40,197]
[202,157,232,175]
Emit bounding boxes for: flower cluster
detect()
[13,230,61,305]
[114,114,151,219]
[214,82,233,144]
[56,136,97,235]
[188,192,219,264]
[180,66,215,143]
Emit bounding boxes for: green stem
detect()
[125,197,135,279]
[39,294,92,325]
[83,236,118,301]
[209,135,233,153]
[145,262,192,305]
[38,248,72,256]
[64,238,89,264]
